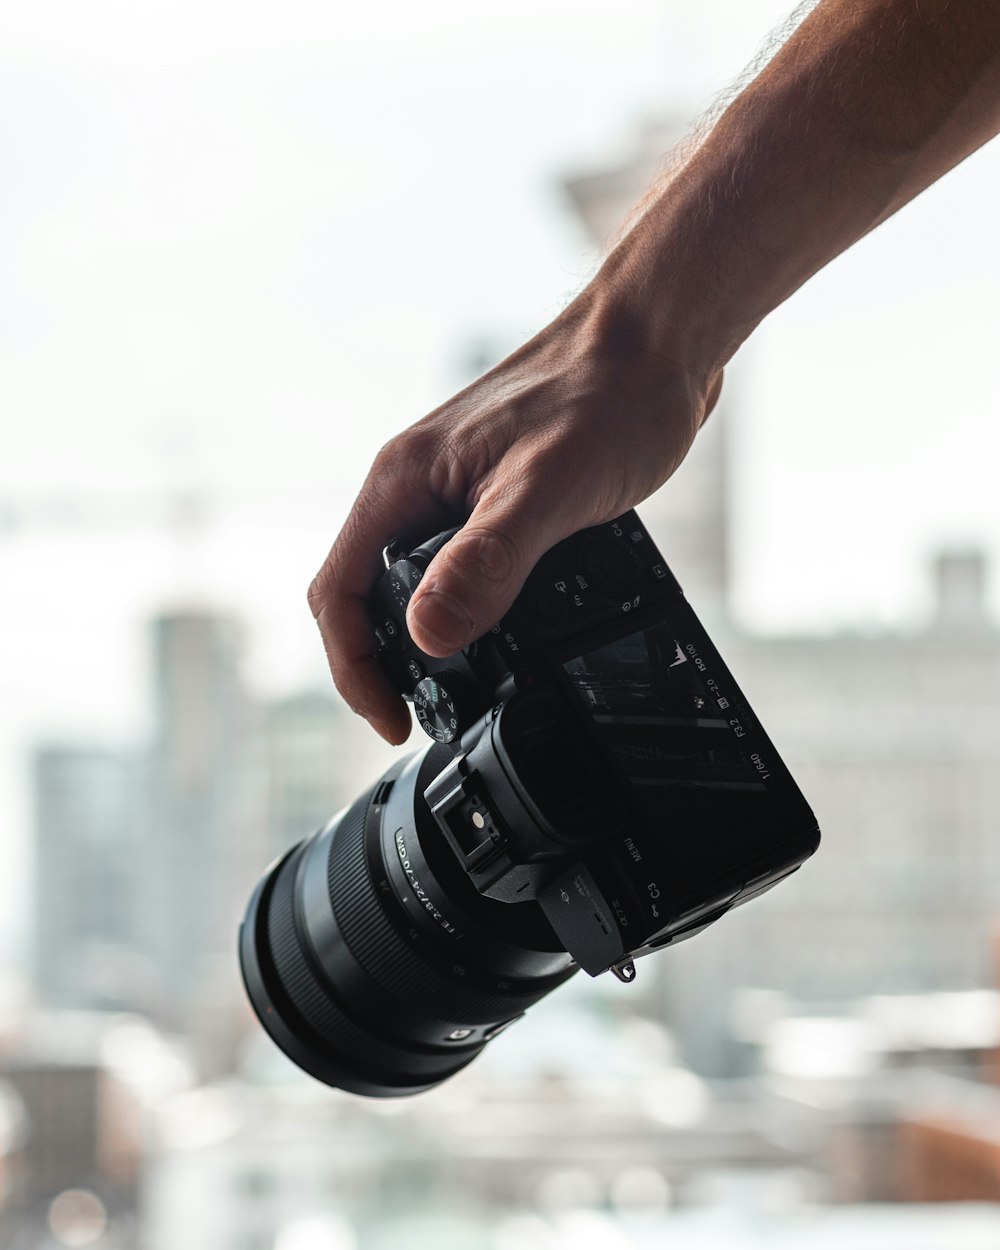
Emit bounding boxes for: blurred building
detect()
[265,691,347,853]
[142,611,264,1030]
[141,1028,818,1250]
[660,568,1000,1075]
[30,612,263,1039]
[886,934,1000,1203]
[897,1104,1000,1203]
[32,746,146,1012]
[28,608,383,1079]
[264,688,392,862]
[0,1079,27,1223]
[0,1013,147,1248]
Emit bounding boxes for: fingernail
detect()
[353,705,406,746]
[409,588,473,653]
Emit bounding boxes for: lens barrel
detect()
[240,747,576,1097]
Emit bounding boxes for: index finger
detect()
[308,454,457,745]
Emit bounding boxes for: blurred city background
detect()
[2,2,1000,1247]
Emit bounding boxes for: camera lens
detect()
[239,746,576,1097]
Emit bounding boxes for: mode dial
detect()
[413,672,478,744]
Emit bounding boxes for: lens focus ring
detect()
[327,791,561,1025]
[257,792,478,1094]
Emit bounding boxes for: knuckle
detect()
[522,433,576,480]
[428,432,475,506]
[373,424,434,476]
[370,433,406,474]
[307,565,332,620]
[453,524,519,586]
[369,423,467,508]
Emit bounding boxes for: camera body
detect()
[372,511,819,981]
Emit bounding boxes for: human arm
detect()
[309,0,1000,745]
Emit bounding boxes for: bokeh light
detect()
[47,1189,108,1247]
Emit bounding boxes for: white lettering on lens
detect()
[395,831,457,935]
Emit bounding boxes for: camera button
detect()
[376,616,401,649]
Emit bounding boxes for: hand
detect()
[308,288,723,744]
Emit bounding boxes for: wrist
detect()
[573,215,747,395]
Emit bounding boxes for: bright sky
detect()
[1,0,999,949]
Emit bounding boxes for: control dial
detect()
[413,672,478,744]
[388,558,423,613]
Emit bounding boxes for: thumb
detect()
[406,503,572,658]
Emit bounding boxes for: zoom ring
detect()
[328,792,565,1025]
[265,834,468,1086]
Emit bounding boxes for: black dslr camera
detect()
[240,512,819,1097]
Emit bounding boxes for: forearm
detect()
[315,0,1000,741]
[589,0,1000,378]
